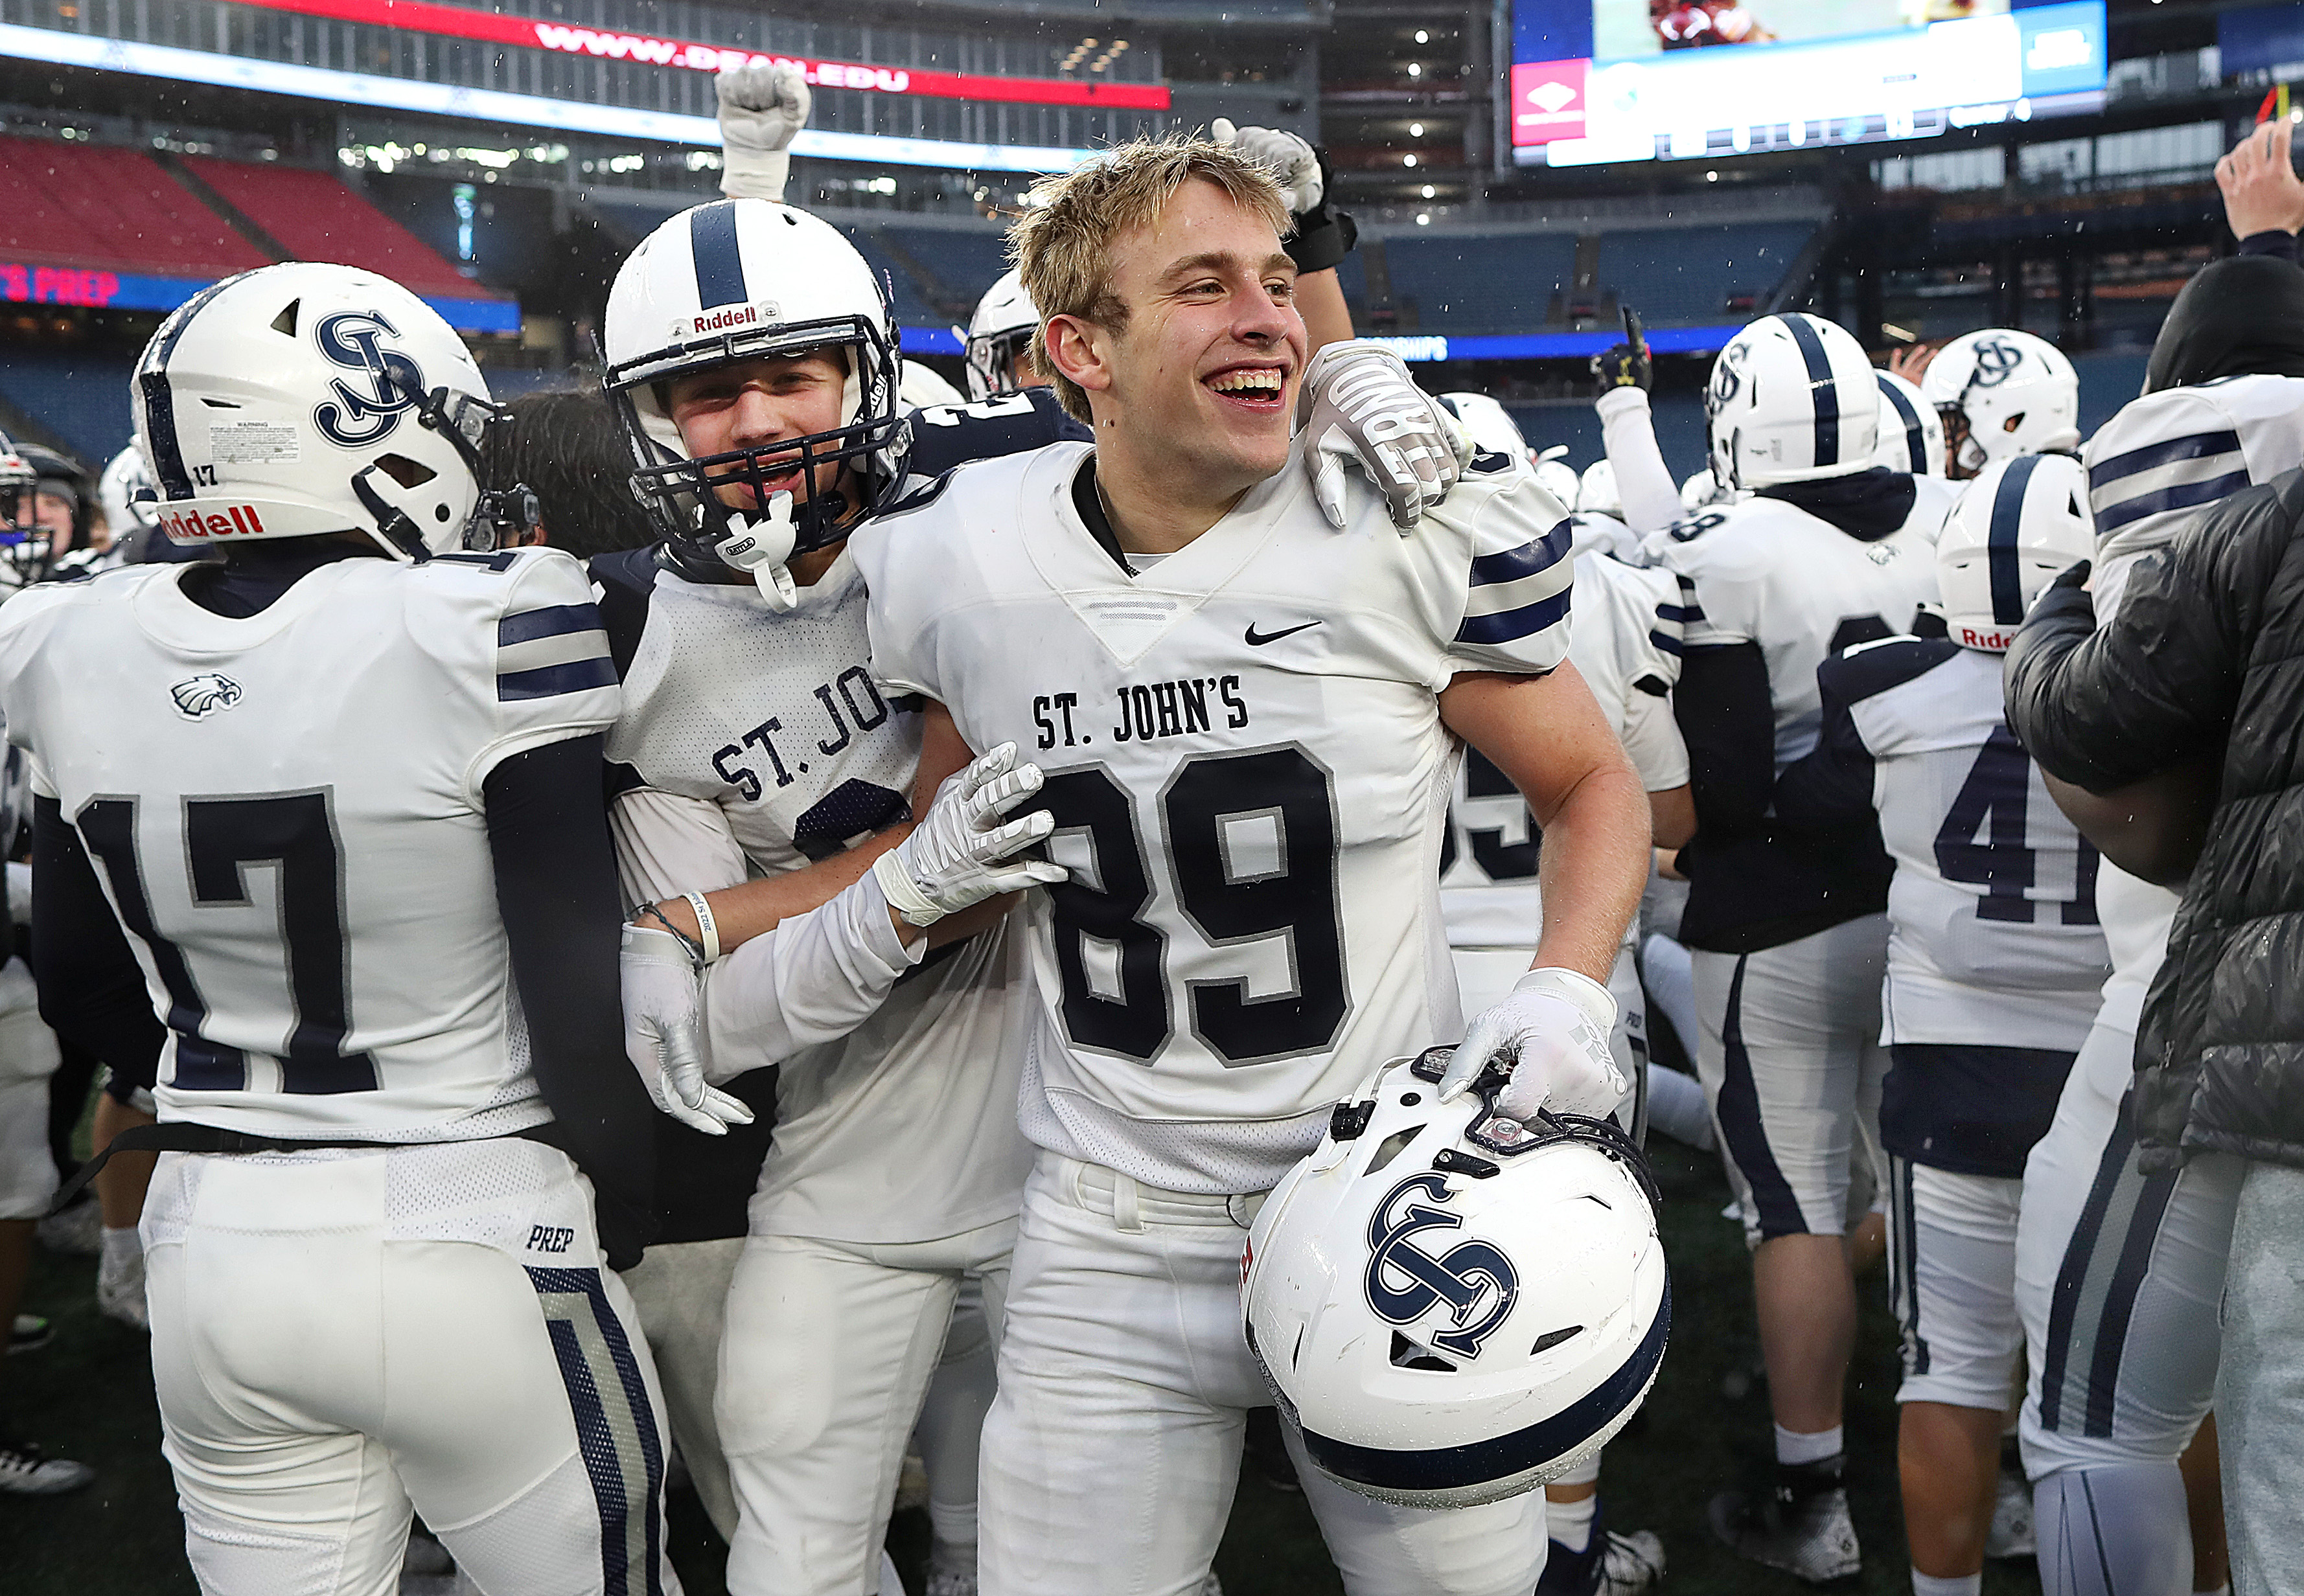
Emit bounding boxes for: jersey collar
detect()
[130,556,370,656]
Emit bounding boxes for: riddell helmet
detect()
[1920,328,2080,478]
[1534,444,1580,510]
[0,431,42,589]
[1577,459,1622,518]
[603,198,906,576]
[133,262,520,560]
[1937,453,2093,652]
[1872,369,1945,477]
[1437,392,1528,462]
[958,268,1040,401]
[1705,313,1880,491]
[1243,1047,1669,1509]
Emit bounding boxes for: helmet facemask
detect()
[345,377,532,559]
[964,325,1036,402]
[0,446,45,589]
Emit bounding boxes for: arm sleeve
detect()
[31,793,166,1089]
[2005,514,2261,793]
[697,871,925,1084]
[1773,680,1878,826]
[485,733,656,1270]
[1673,641,1779,838]
[1442,474,1576,678]
[609,787,750,906]
[1596,387,1688,536]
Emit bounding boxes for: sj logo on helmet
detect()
[312,311,426,448]
[1363,1172,1520,1359]
[157,505,267,541]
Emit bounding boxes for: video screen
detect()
[1512,0,2104,166]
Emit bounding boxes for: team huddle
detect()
[0,76,2272,1596]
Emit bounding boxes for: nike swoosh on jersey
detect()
[1244,620,1321,646]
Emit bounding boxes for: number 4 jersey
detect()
[854,440,1573,1195]
[0,549,619,1139]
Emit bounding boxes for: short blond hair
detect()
[1010,135,1293,423]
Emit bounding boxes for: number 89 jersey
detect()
[857,441,1572,1195]
[0,550,621,1139]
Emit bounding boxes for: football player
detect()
[1589,326,1696,537]
[849,134,1652,1596]
[1996,253,2304,1596]
[1434,396,1681,1593]
[1775,455,2106,1596]
[0,262,689,1591]
[1658,312,1963,1580]
[958,269,1045,402]
[1872,369,1945,478]
[596,181,1466,1594]
[1918,328,2080,480]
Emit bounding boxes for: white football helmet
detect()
[0,431,41,588]
[132,263,517,559]
[1576,459,1622,518]
[601,198,906,581]
[958,267,1039,402]
[1705,313,1880,491]
[1872,369,1945,477]
[1920,328,2080,477]
[899,359,965,411]
[1243,1047,1669,1510]
[1937,452,2094,652]
[1534,444,1580,510]
[1437,392,1529,464]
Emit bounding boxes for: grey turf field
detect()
[0,1138,2046,1594]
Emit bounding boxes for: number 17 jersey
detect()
[855,440,1572,1194]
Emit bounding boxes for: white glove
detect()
[713,490,800,611]
[619,924,757,1135]
[873,743,1068,927]
[1211,118,1322,216]
[717,63,811,201]
[1298,342,1472,532]
[1439,966,1628,1123]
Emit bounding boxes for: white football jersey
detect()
[2085,373,2304,569]
[1830,639,2109,1051]
[597,543,1031,1245]
[856,440,1572,1194]
[0,549,617,1139]
[1438,550,1685,950]
[1655,484,1954,768]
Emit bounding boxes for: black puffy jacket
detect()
[2006,467,2304,1172]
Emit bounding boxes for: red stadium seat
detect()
[181,156,500,300]
[0,135,268,277]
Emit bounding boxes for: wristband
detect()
[681,891,723,964]
[633,902,705,972]
[872,850,945,928]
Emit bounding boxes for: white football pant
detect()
[979,1152,1547,1596]
[143,1140,680,1596]
[0,957,61,1220]
[1885,1157,2025,1411]
[719,1216,1013,1596]
[1690,916,1890,1244]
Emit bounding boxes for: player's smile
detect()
[1201,360,1291,416]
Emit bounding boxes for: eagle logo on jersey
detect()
[1363,1172,1520,1359]
[170,673,244,720]
[312,311,425,449]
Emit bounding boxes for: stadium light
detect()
[1407,62,1423,77]
[1403,154,1418,166]
[1422,184,1434,197]
[1414,30,1430,43]
[1409,122,1424,137]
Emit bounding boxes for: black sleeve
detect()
[31,794,166,1088]
[2239,231,2301,264]
[1773,685,1876,828]
[2007,477,2292,792]
[485,733,656,1270]
[1673,641,1779,838]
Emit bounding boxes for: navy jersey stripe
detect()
[499,656,617,701]
[1468,519,1572,586]
[689,201,747,312]
[1457,585,1571,646]
[2092,470,2251,533]
[1648,628,1685,656]
[1988,454,2040,624]
[1656,602,1699,623]
[2086,429,2241,492]
[1782,314,1839,470]
[500,603,606,647]
[1876,370,1926,472]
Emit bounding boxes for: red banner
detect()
[233,0,1170,109]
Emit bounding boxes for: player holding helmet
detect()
[1659,311,1961,1579]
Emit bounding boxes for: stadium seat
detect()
[0,347,136,468]
[1379,232,1578,336]
[180,156,494,301]
[0,136,267,278]
[1596,222,1819,326]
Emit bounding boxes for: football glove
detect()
[1212,118,1322,214]
[1440,966,1629,1123]
[713,490,801,611]
[1298,342,1471,532]
[619,923,757,1135]
[873,743,1068,928]
[717,63,811,202]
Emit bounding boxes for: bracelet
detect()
[634,901,706,972]
[682,891,723,964]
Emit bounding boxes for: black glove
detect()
[1285,147,1358,275]
[1591,307,1652,394]
[2049,558,2093,592]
